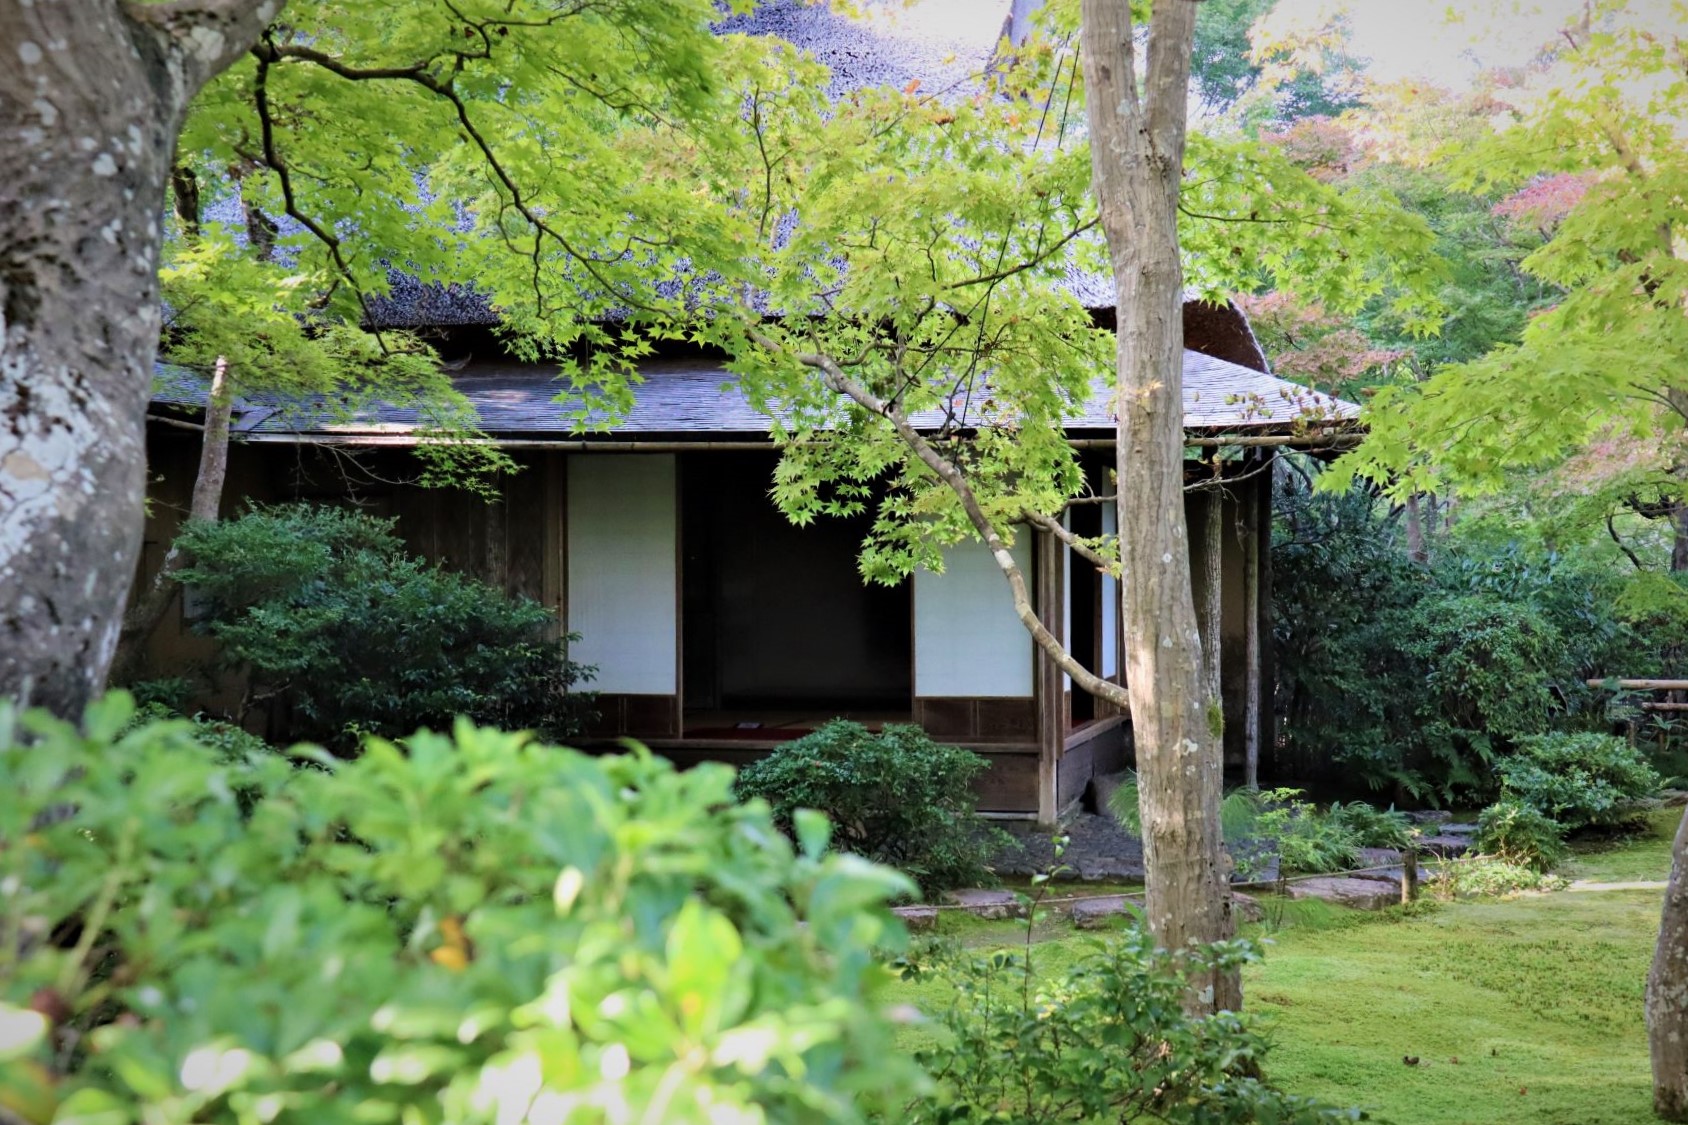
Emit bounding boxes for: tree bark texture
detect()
[1081,0,1238,1013]
[0,0,280,713]
[1405,493,1427,563]
[1650,808,1688,1120]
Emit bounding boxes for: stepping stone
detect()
[1070,895,1138,929]
[1417,834,1472,857]
[1355,846,1403,872]
[1287,875,1400,911]
[941,888,1026,920]
[1075,855,1143,881]
[1441,822,1479,836]
[1406,810,1452,826]
[1352,848,1433,882]
[1231,892,1264,924]
[892,905,938,933]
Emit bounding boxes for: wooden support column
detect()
[541,453,567,639]
[1255,454,1276,781]
[1200,490,1223,709]
[1034,526,1065,826]
[485,471,509,593]
[1242,468,1263,789]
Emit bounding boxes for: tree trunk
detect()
[1406,493,1427,563]
[1650,808,1688,1120]
[0,0,280,713]
[110,356,233,683]
[1081,0,1238,1013]
[1672,505,1688,574]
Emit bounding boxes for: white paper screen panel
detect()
[566,454,677,694]
[1101,501,1119,678]
[914,539,1033,697]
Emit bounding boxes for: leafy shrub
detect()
[1432,856,1568,898]
[1476,799,1568,870]
[125,701,277,764]
[1328,800,1412,849]
[125,676,196,712]
[1274,473,1647,803]
[902,930,1355,1124]
[1107,786,1400,878]
[1253,789,1361,875]
[734,721,1007,895]
[1497,732,1662,830]
[175,504,593,748]
[1273,480,1428,794]
[0,694,924,1123]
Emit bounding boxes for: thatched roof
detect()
[152,344,1355,444]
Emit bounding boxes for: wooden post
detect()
[1200,489,1223,712]
[1243,472,1262,790]
[485,470,509,593]
[542,453,567,640]
[1257,454,1276,776]
[1034,526,1065,826]
[1401,839,1419,905]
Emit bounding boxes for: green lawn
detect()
[892,809,1684,1125]
[1562,806,1681,883]
[1247,891,1658,1123]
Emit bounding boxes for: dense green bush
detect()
[733,721,1007,895]
[1476,799,1568,870]
[1496,732,1661,830]
[174,505,593,748]
[1273,471,1645,803]
[902,930,1355,1124]
[0,695,923,1124]
[1403,596,1566,788]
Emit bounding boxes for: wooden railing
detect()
[1587,679,1688,713]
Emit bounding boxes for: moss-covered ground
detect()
[891,808,1684,1125]
[1562,806,1679,883]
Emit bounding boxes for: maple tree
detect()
[3,0,1440,1022]
[1323,3,1688,1112]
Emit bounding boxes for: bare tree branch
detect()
[1024,510,1118,575]
[1609,510,1651,572]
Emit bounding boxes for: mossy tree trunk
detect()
[0,0,281,713]
[1080,0,1238,1013]
[1650,808,1688,1120]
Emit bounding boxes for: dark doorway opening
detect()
[681,452,912,714]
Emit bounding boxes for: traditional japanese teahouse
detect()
[135,0,1356,821]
